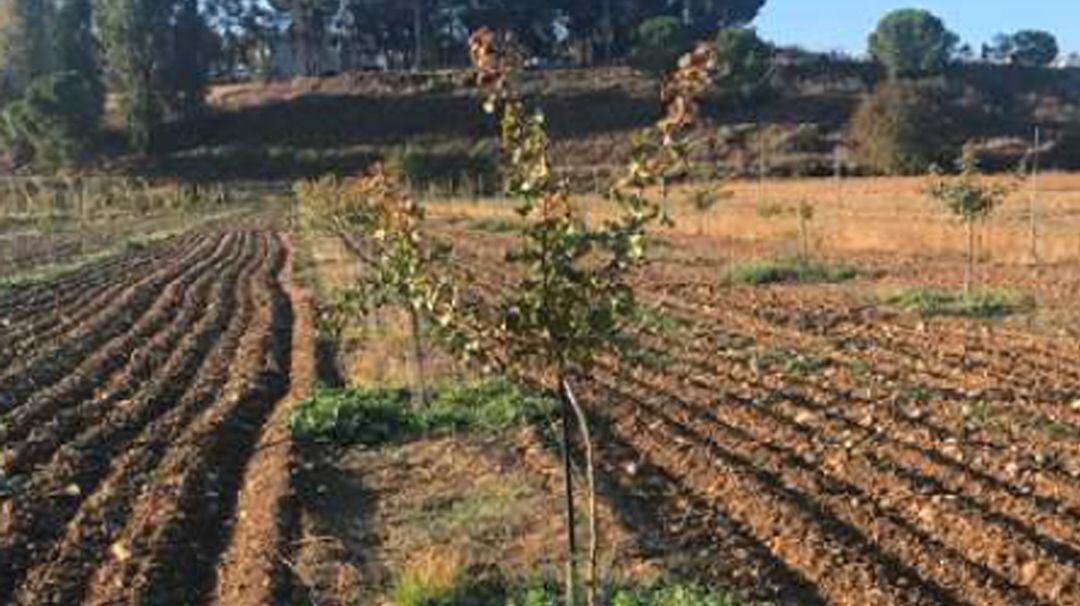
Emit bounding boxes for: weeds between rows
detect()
[887,287,1034,318]
[289,378,555,446]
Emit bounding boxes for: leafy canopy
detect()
[469,26,717,379]
[869,8,958,78]
[927,147,1010,224]
[629,16,692,79]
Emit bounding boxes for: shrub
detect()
[729,259,857,285]
[850,79,957,175]
[0,71,104,168]
[629,16,692,79]
[387,143,498,194]
[1049,123,1080,170]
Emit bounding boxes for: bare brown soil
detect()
[0,220,307,606]
[426,222,1080,606]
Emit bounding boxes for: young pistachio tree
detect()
[757,198,816,264]
[469,28,716,606]
[927,147,1012,294]
[297,166,458,407]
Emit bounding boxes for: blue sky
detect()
[755,1,1079,57]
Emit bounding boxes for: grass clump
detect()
[888,288,1033,318]
[289,377,555,446]
[610,584,766,606]
[389,570,763,606]
[729,259,857,286]
[468,218,518,233]
[391,550,468,606]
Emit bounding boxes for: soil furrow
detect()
[0,233,245,477]
[212,233,312,606]
[84,234,292,606]
[0,232,263,605]
[0,234,228,414]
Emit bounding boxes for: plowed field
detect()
[440,225,1080,606]
[0,223,312,606]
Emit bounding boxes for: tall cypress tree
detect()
[97,0,170,152]
[170,0,208,119]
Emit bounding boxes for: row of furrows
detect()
[211,233,311,606]
[655,290,1080,476]
[0,233,211,368]
[0,231,204,323]
[656,291,1075,432]
[0,231,266,605]
[0,232,247,480]
[585,374,1027,606]
[658,279,1080,400]
[84,233,293,606]
[638,320,1080,540]
[620,306,1080,603]
[0,234,227,414]
[439,233,1080,604]
[642,277,1078,409]
[448,225,1080,394]
[646,295,1080,532]
[601,329,1080,604]
[447,230,1080,463]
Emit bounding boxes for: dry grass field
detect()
[432,173,1080,265]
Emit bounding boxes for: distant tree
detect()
[851,79,957,175]
[678,0,768,40]
[927,146,1011,294]
[0,0,52,99]
[54,0,99,78]
[98,0,212,152]
[714,27,772,99]
[268,0,336,75]
[981,32,1014,63]
[628,15,691,78]
[168,0,209,119]
[204,0,277,77]
[1008,30,1059,67]
[868,9,958,78]
[0,70,103,167]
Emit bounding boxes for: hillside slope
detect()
[144,62,1080,182]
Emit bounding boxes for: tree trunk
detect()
[413,0,423,71]
[562,378,597,606]
[803,212,812,262]
[408,306,428,408]
[558,383,578,606]
[965,219,975,295]
[602,0,613,65]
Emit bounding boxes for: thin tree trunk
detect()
[413,0,423,71]
[559,384,578,606]
[966,219,975,295]
[800,214,809,264]
[1030,126,1040,265]
[408,306,428,407]
[562,378,597,606]
[602,0,613,64]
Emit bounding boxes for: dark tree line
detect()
[256,0,767,74]
[0,0,767,167]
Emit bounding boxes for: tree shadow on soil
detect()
[293,447,384,604]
